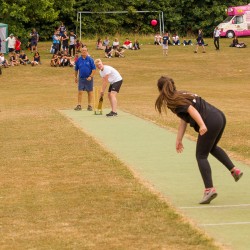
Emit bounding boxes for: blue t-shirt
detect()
[52,35,60,44]
[75,56,96,78]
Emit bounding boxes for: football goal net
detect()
[76,10,164,40]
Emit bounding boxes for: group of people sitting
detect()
[0,50,41,68]
[96,37,140,58]
[154,32,193,46]
[50,50,75,67]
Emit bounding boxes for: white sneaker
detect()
[199,188,218,204]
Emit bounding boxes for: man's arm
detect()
[100,74,109,96]
[87,69,96,81]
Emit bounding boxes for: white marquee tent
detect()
[0,23,8,54]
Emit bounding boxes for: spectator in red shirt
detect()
[122,38,132,49]
[15,36,21,54]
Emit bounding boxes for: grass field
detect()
[0,36,249,249]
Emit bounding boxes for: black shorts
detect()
[62,44,69,49]
[31,40,37,46]
[108,79,123,93]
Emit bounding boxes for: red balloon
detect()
[151,19,158,26]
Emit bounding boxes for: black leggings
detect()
[69,45,75,56]
[214,37,220,49]
[196,110,235,188]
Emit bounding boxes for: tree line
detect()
[0,0,248,41]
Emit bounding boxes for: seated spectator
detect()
[114,46,125,57]
[229,36,246,48]
[60,51,71,67]
[112,38,119,49]
[230,36,239,47]
[0,52,10,67]
[50,53,60,67]
[75,40,83,52]
[9,52,19,66]
[105,45,113,58]
[31,51,41,66]
[103,36,110,47]
[122,38,132,49]
[96,38,105,50]
[74,52,80,63]
[19,50,30,65]
[154,33,162,45]
[183,39,193,46]
[132,39,140,50]
[172,33,180,45]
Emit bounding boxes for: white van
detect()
[218,4,250,38]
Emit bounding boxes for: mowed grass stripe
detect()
[0,109,219,249]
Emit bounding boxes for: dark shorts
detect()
[108,80,123,93]
[78,78,93,92]
[62,44,69,50]
[197,41,204,46]
[31,40,37,46]
[8,48,15,52]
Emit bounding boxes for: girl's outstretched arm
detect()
[176,119,187,153]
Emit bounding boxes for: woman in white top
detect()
[112,38,120,49]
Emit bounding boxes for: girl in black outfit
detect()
[155,76,243,204]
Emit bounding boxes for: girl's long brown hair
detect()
[155,76,194,114]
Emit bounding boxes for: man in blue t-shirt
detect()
[74,47,96,111]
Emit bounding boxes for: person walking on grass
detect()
[94,58,123,117]
[155,76,243,204]
[74,47,96,111]
[194,29,206,53]
[213,26,221,50]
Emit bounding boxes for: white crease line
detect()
[200,222,250,226]
[180,204,250,209]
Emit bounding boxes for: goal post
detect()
[76,10,164,40]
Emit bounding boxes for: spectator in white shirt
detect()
[3,34,16,52]
[172,33,180,45]
[154,33,162,45]
[213,27,221,50]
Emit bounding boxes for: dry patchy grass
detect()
[1,37,249,249]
